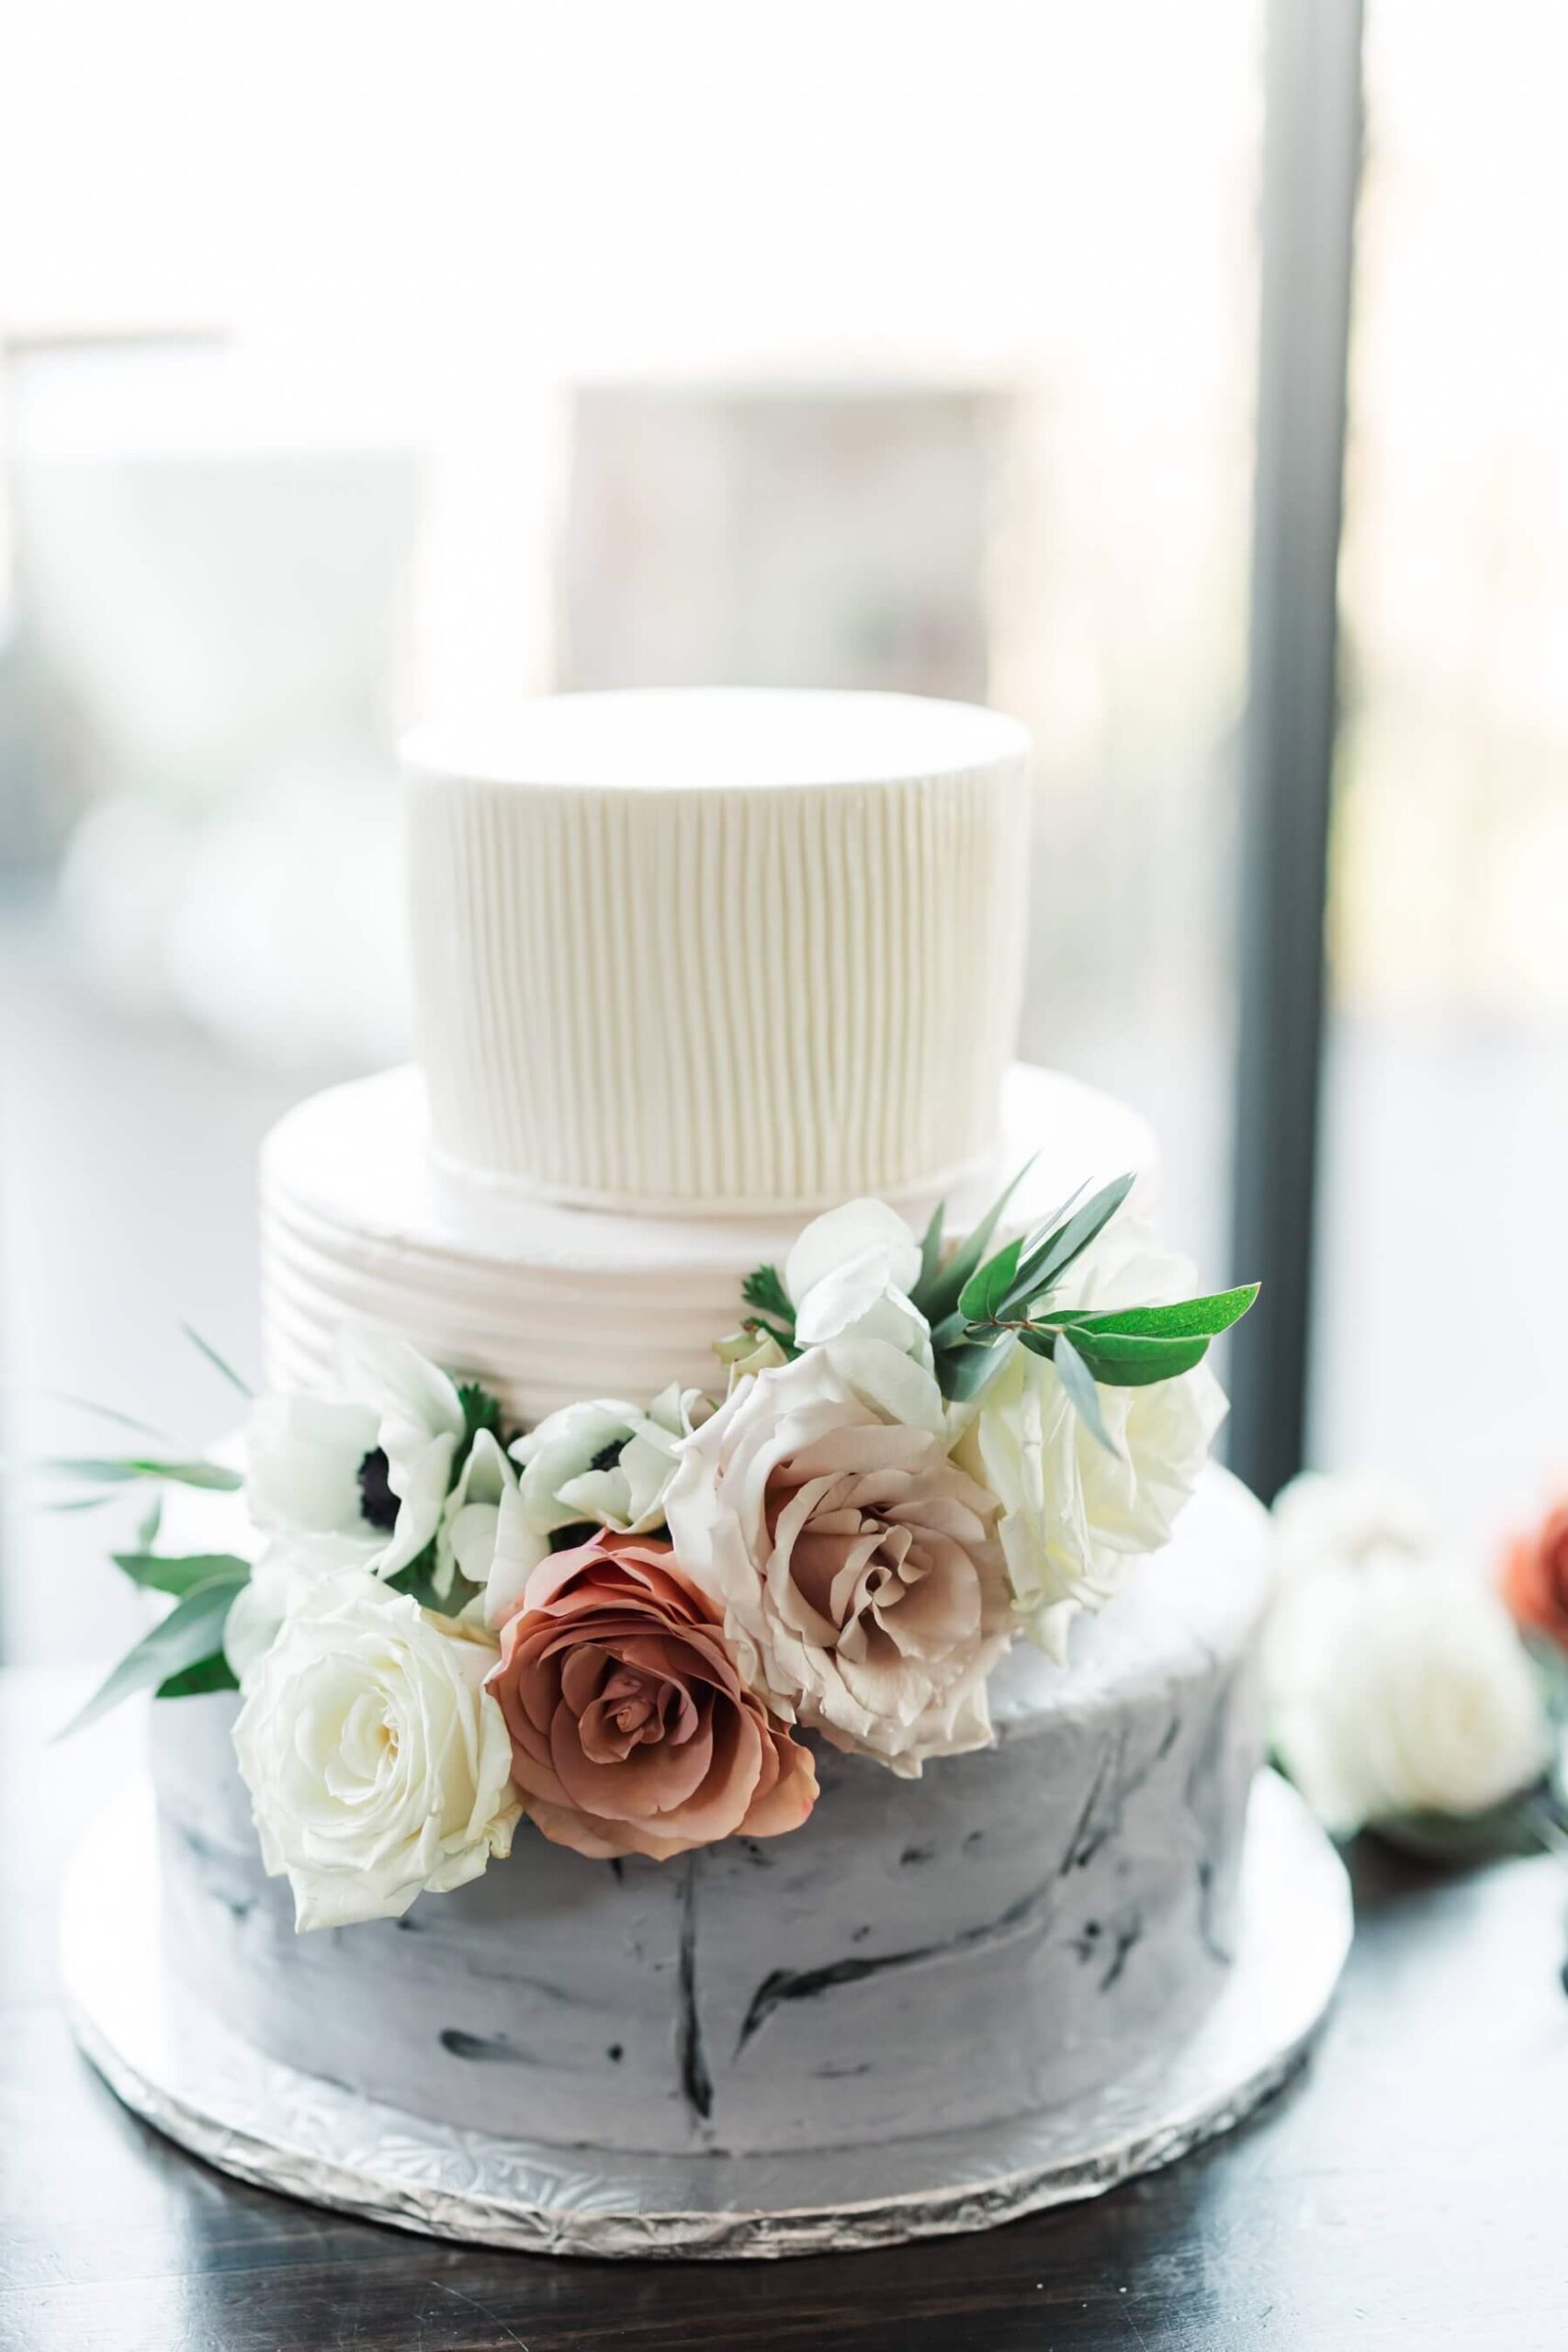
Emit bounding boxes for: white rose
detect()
[232,1569,520,1929]
[1270,1468,1444,1586]
[950,1228,1226,1660]
[243,1329,466,1580]
[784,1197,944,1432]
[222,1530,376,1688]
[1268,1552,1551,1836]
[664,1351,1011,1775]
[482,1384,711,1624]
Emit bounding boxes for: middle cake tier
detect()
[259,1062,1156,1423]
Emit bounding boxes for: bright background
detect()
[2,0,1565,1661]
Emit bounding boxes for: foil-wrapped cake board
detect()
[63,1770,1349,2259]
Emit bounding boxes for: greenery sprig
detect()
[736,1263,800,1359]
[916,1168,1258,1427]
[738,1168,1259,1450]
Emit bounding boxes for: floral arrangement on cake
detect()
[53,1168,1256,1929]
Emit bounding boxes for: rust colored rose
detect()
[1502,1500,1568,1652]
[488,1532,818,1861]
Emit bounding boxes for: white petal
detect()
[784,1197,921,1306]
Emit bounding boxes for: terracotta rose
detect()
[1502,1500,1568,1652]
[488,1533,817,1860]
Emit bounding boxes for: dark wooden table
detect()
[4,1668,1565,2352]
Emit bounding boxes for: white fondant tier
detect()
[150,1464,1269,2160]
[259,1061,1157,1423]
[404,691,1032,1213]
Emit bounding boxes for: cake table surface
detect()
[7,1660,1566,2351]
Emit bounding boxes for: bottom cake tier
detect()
[149,1463,1269,2160]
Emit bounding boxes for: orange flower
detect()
[1502,1500,1568,1652]
[488,1532,817,1861]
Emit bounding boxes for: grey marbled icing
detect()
[150,1464,1269,2158]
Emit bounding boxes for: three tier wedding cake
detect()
[98,689,1274,2206]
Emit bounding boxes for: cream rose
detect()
[1268,1553,1551,1836]
[1270,1468,1444,1587]
[664,1351,1011,1775]
[232,1569,519,1929]
[953,1227,1226,1659]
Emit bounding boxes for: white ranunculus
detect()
[1268,1553,1551,1836]
[483,1385,711,1625]
[784,1197,944,1433]
[664,1351,1011,1775]
[232,1569,520,1929]
[1270,1468,1445,1586]
[952,1229,1226,1661]
[243,1329,466,1580]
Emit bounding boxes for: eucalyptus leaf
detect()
[1048,1326,1214,1387]
[937,1331,1011,1403]
[915,1156,1037,1324]
[44,1391,174,1442]
[917,1197,946,1299]
[179,1322,254,1399]
[1049,1332,1120,1455]
[111,1549,251,1599]
[39,1455,243,1492]
[1001,1171,1135,1313]
[157,1653,242,1700]
[1055,1284,1259,1343]
[957,1235,1023,1324]
[56,1569,248,1739]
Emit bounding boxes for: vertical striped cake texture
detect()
[407,696,1032,1213]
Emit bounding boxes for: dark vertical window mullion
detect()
[1229,0,1366,1504]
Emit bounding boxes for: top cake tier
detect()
[403,689,1032,1214]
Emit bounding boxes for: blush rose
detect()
[1503,1499,1568,1652]
[487,1533,817,1861]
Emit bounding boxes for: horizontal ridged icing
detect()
[404,690,1032,1213]
[258,1063,1157,1425]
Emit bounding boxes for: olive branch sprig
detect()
[738,1165,1259,1453]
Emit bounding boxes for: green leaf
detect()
[457,1380,502,1447]
[1048,1332,1120,1454]
[941,1334,1011,1403]
[957,1234,1023,1325]
[741,1263,795,1330]
[135,1493,164,1552]
[917,1197,946,1298]
[1001,1172,1136,1313]
[44,1390,174,1443]
[915,1157,1036,1324]
[179,1323,254,1399]
[56,1569,247,1739]
[111,1549,251,1598]
[38,1455,243,1492]
[157,1653,241,1699]
[1057,1284,1259,1344]
[1036,1323,1213,1386]
[743,1316,800,1360]
[1368,1788,1554,1866]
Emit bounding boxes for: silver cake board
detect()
[62,1770,1350,2260]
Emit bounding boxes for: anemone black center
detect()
[588,1437,626,1476]
[356,1447,399,1531]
